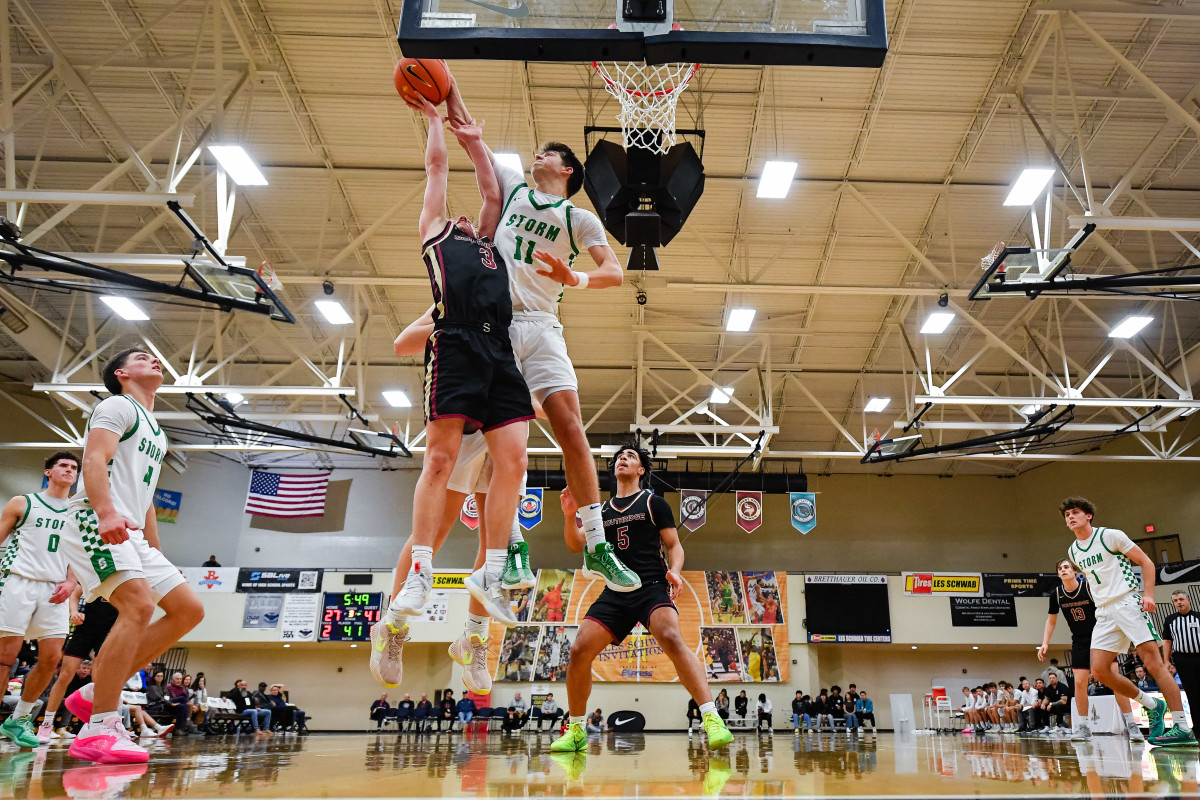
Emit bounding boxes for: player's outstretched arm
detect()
[417,99,450,244]
[395,305,436,356]
[0,495,24,547]
[449,119,501,240]
[559,487,585,553]
[1038,614,1056,660]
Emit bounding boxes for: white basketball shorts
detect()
[509,311,577,404]
[0,572,69,639]
[1091,594,1160,654]
[61,505,186,603]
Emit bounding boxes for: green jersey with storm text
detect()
[493,162,610,314]
[0,492,69,582]
[1068,526,1141,608]
[70,395,167,525]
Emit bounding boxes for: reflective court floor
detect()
[2,730,1200,799]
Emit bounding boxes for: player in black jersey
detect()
[550,443,732,756]
[1038,558,1140,740]
[375,99,534,686]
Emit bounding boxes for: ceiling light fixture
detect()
[725,308,756,332]
[1003,168,1055,206]
[709,387,734,404]
[315,299,352,325]
[494,153,524,174]
[920,311,954,335]
[207,144,269,186]
[1109,315,1153,339]
[383,390,412,408]
[100,296,150,321]
[757,160,798,199]
[864,397,891,413]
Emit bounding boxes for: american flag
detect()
[244,471,330,518]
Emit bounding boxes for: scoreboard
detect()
[319,592,383,642]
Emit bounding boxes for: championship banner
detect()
[1158,558,1200,585]
[789,492,816,534]
[735,491,762,533]
[680,490,707,532]
[950,596,1017,627]
[982,573,1058,597]
[485,569,789,684]
[180,567,237,593]
[519,488,543,531]
[460,494,479,530]
[902,572,981,597]
[153,489,181,524]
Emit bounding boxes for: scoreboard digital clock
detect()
[319,592,383,642]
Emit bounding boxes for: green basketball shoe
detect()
[1149,724,1199,748]
[703,712,733,749]
[1147,697,1169,739]
[550,721,588,752]
[501,542,537,590]
[582,543,641,592]
[0,715,41,748]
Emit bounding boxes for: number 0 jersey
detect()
[70,395,168,525]
[1068,526,1141,608]
[1048,577,1097,640]
[601,490,676,585]
[0,492,69,582]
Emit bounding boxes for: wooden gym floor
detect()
[2,729,1197,798]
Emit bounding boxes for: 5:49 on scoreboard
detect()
[319,592,383,642]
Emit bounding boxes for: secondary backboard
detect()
[967,225,1096,301]
[398,0,887,67]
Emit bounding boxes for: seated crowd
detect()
[369,689,568,733]
[692,685,876,735]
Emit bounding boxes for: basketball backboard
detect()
[398,0,887,67]
[967,224,1096,301]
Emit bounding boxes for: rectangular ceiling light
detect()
[1003,168,1055,206]
[756,160,798,199]
[709,386,734,404]
[1109,315,1153,339]
[207,144,268,186]
[100,295,150,321]
[382,390,411,408]
[494,153,524,174]
[864,396,891,413]
[1019,403,1043,417]
[315,299,353,325]
[920,311,955,334]
[725,308,756,332]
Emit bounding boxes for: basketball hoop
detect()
[257,259,283,293]
[591,56,699,154]
[980,241,1006,273]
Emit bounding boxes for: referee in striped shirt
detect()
[1162,589,1200,724]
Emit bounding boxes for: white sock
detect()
[570,715,587,728]
[580,503,606,550]
[1123,710,1140,724]
[1179,718,1193,732]
[509,513,525,547]
[410,546,433,573]
[484,549,506,580]
[699,702,716,717]
[465,613,489,638]
[14,699,34,718]
[88,711,121,731]
[1136,691,1157,709]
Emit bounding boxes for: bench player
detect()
[1062,496,1194,747]
[550,443,733,757]
[445,79,639,594]
[1039,558,1141,741]
[57,348,205,763]
[0,451,80,747]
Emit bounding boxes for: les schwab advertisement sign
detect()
[902,572,981,597]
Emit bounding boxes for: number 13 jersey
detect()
[1049,577,1097,639]
[70,394,167,525]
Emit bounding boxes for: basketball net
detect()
[592,59,699,153]
[257,259,283,292]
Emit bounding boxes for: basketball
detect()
[394,58,451,106]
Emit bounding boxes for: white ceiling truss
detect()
[0,1,1198,475]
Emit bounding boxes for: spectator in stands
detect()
[686,697,701,736]
[1040,658,1068,687]
[370,693,391,730]
[1134,665,1159,691]
[846,684,859,706]
[1043,672,1071,730]
[202,555,221,567]
[842,689,860,732]
[1028,678,1050,732]
[253,681,271,707]
[414,693,434,732]
[397,692,415,720]
[167,672,196,733]
[229,678,272,736]
[267,684,306,731]
[715,689,730,721]
[1169,663,1184,687]
[856,690,876,731]
[791,691,806,733]
[1014,679,1035,732]
[812,689,834,732]
[148,669,190,734]
[540,692,561,731]
[958,686,973,727]
[755,693,773,733]
[734,690,748,722]
[586,708,606,733]
[189,675,209,730]
[455,694,476,728]
[501,706,523,733]
[510,691,529,727]
[438,689,456,731]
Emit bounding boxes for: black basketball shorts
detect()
[423,325,534,433]
[1071,638,1092,672]
[585,581,676,644]
[62,602,119,660]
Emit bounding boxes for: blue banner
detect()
[154,488,182,524]
[790,492,817,535]
[519,488,543,531]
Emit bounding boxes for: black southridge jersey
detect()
[1049,578,1097,640]
[422,220,512,331]
[602,490,675,585]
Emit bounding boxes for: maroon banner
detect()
[680,489,707,532]
[460,494,479,530]
[735,491,762,533]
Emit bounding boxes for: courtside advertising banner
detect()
[235,568,323,593]
[902,572,982,596]
[180,566,237,593]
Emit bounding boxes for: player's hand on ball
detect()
[533,250,576,285]
[667,571,683,599]
[559,486,578,517]
[99,511,139,544]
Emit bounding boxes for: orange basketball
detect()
[394,58,451,106]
